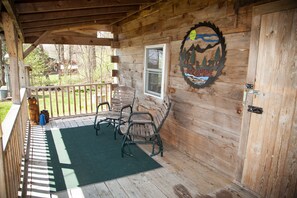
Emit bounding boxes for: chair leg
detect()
[95,123,100,136]
[151,134,163,157]
[121,135,127,157]
[158,135,164,157]
[121,135,134,157]
[114,124,117,140]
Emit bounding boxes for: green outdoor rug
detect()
[46,124,162,192]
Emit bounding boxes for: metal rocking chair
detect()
[94,85,135,139]
[120,96,171,157]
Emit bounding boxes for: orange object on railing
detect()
[28,97,39,124]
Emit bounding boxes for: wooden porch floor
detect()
[21,116,257,198]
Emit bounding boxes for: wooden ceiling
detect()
[1,0,160,44]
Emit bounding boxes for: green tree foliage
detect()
[25,45,50,86]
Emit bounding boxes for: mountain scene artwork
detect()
[179,21,227,88]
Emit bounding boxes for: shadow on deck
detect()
[19,116,257,198]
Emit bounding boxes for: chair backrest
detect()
[154,96,171,131]
[111,85,135,112]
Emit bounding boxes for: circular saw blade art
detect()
[179,21,227,88]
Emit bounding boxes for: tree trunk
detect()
[68,45,73,65]
[91,46,96,70]
[0,37,4,86]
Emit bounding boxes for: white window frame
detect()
[144,44,167,99]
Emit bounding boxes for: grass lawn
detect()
[0,101,12,122]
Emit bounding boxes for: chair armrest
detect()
[130,120,154,125]
[120,104,133,113]
[96,102,111,113]
[128,111,154,122]
[117,105,133,126]
[119,104,133,119]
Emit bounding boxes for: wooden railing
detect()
[0,88,28,198]
[27,83,113,118]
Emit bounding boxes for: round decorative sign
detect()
[179,21,226,88]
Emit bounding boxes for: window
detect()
[144,44,167,99]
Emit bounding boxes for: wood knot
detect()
[169,87,176,94]
[236,107,242,114]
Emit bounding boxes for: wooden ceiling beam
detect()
[23,19,115,34]
[2,0,24,41]
[19,5,139,22]
[21,13,126,29]
[111,0,163,25]
[23,31,50,58]
[52,24,111,33]
[25,35,113,46]
[24,24,112,38]
[16,0,157,14]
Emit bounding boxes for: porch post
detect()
[2,12,20,104]
[18,39,26,88]
[0,125,7,198]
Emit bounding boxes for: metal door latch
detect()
[248,105,263,114]
[243,83,260,105]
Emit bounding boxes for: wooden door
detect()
[241,3,297,198]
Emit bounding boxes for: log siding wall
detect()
[118,0,253,178]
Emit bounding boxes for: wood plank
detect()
[23,31,50,58]
[51,24,111,34]
[17,40,26,88]
[95,85,98,107]
[16,0,157,13]
[78,86,82,114]
[42,89,46,110]
[100,85,103,111]
[90,85,93,113]
[22,13,126,29]
[161,119,237,178]
[2,0,24,41]
[25,36,113,46]
[93,182,113,198]
[23,19,115,36]
[55,88,59,117]
[61,87,65,116]
[84,86,87,113]
[104,179,129,198]
[79,184,102,198]
[49,89,53,117]
[0,125,7,198]
[126,173,167,198]
[73,86,76,115]
[117,176,145,197]
[19,6,139,22]
[67,86,71,116]
[2,12,21,104]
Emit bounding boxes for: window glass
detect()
[147,48,163,70]
[144,44,166,98]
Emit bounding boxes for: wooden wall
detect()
[118,0,253,178]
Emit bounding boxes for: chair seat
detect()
[96,111,130,121]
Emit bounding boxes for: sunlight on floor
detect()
[51,128,79,189]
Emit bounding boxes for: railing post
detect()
[0,124,8,198]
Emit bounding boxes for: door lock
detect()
[248,105,263,114]
[243,83,260,105]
